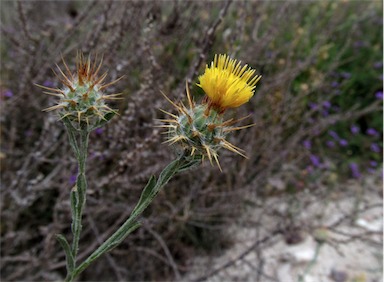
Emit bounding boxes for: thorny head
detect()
[36,52,124,130]
[159,54,261,170]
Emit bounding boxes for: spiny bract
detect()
[36,52,123,129]
[159,81,254,171]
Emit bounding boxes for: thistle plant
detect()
[39,52,122,128]
[37,52,260,281]
[160,54,261,170]
[36,52,124,281]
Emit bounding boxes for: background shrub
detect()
[1,1,382,281]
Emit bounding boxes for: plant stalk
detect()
[65,126,90,282]
[71,129,89,258]
[71,153,197,280]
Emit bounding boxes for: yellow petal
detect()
[198,54,261,111]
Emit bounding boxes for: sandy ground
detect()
[184,174,383,282]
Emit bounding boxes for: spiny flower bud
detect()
[159,54,261,170]
[159,82,255,171]
[36,52,123,129]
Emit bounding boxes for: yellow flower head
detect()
[198,54,261,112]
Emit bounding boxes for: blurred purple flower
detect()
[303,139,311,149]
[266,51,274,58]
[366,128,379,136]
[370,143,380,153]
[369,160,378,167]
[69,167,78,185]
[330,71,338,77]
[98,154,106,161]
[326,140,335,148]
[367,168,376,174]
[312,128,321,136]
[310,154,321,167]
[322,101,331,108]
[339,139,348,147]
[90,152,97,159]
[95,128,104,135]
[4,89,13,98]
[375,91,383,100]
[340,72,351,79]
[373,62,383,69]
[332,106,340,112]
[321,110,329,117]
[43,80,55,88]
[350,124,360,135]
[334,89,341,95]
[69,174,77,185]
[331,81,339,88]
[306,165,314,173]
[328,130,339,140]
[309,102,318,110]
[349,163,361,179]
[353,41,366,48]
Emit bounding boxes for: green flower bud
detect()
[36,52,123,130]
[159,82,253,171]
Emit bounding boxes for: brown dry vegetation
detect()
[0,1,382,281]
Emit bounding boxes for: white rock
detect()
[268,177,286,190]
[277,263,294,282]
[356,218,383,232]
[283,237,317,264]
[297,274,318,282]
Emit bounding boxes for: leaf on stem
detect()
[103,221,141,253]
[178,158,201,172]
[70,189,78,235]
[130,176,157,220]
[130,158,181,221]
[62,117,80,156]
[91,112,115,131]
[157,158,180,186]
[71,155,199,279]
[56,234,75,273]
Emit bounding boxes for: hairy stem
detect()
[71,129,89,257]
[64,125,90,282]
[71,153,197,279]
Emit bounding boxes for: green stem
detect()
[71,154,197,279]
[72,130,89,256]
[65,126,90,282]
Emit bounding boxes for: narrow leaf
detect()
[73,221,141,277]
[62,117,80,155]
[103,221,141,253]
[91,112,115,131]
[70,189,78,235]
[70,155,198,279]
[130,156,192,221]
[178,158,200,172]
[157,158,181,187]
[56,234,75,273]
[129,176,156,220]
